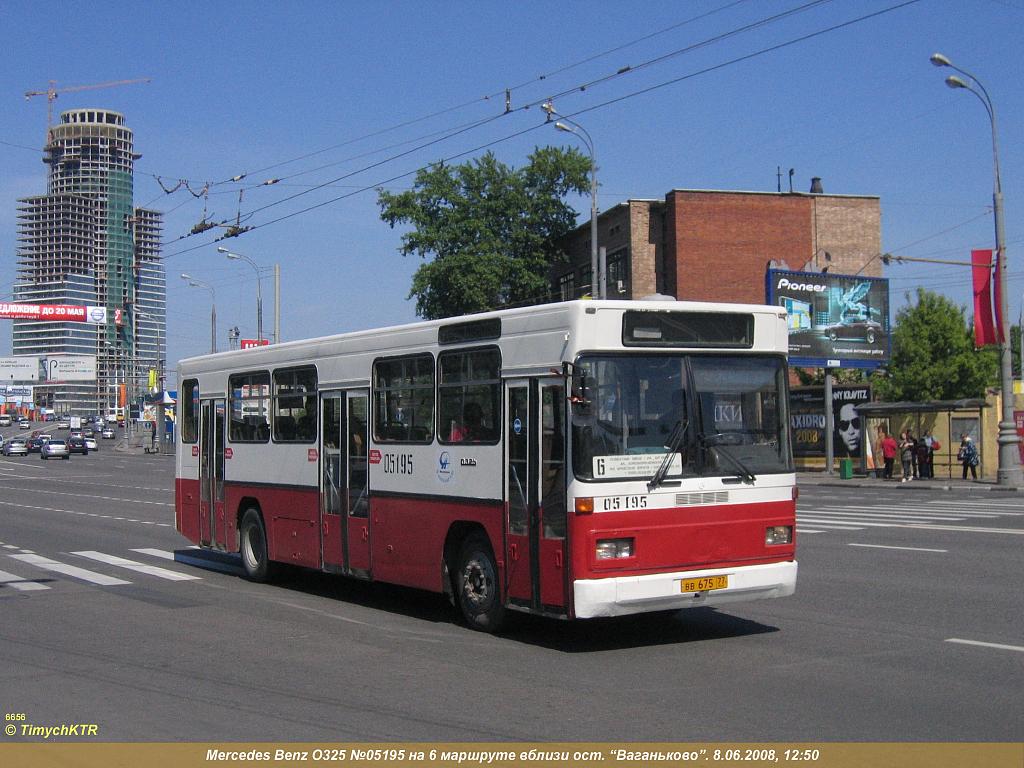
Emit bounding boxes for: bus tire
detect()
[456,533,505,633]
[240,508,274,582]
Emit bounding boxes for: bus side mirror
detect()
[570,369,592,412]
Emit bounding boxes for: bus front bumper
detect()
[573,560,797,619]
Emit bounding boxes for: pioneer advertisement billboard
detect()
[766,269,890,369]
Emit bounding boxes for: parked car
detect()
[84,436,98,451]
[3,438,28,457]
[101,428,116,439]
[40,439,70,460]
[67,436,89,455]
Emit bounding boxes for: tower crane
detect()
[25,77,152,139]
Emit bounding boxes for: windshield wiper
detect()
[700,433,756,483]
[648,419,688,491]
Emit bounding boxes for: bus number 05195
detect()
[382,453,414,475]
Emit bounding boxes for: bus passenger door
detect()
[538,382,568,612]
[345,391,371,577]
[505,380,570,613]
[199,399,227,549]
[505,382,534,605]
[320,393,345,571]
[320,390,370,577]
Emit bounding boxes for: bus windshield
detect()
[571,354,792,481]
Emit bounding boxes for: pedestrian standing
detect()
[957,434,979,480]
[881,430,898,480]
[899,430,915,482]
[916,432,932,479]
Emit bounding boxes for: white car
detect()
[18,420,31,430]
[101,428,116,439]
[56,420,71,430]
[84,436,98,450]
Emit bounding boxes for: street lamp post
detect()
[931,52,1021,486]
[181,273,217,354]
[217,246,263,342]
[542,102,602,299]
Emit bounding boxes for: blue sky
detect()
[1,0,1021,384]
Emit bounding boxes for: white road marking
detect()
[0,484,172,507]
[130,548,198,560]
[946,638,1024,653]
[0,568,50,591]
[848,543,947,553]
[9,553,131,586]
[71,551,201,581]
[0,500,166,528]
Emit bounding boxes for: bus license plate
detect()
[680,575,728,593]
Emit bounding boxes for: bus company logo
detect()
[369,449,382,465]
[437,451,453,483]
[777,277,827,293]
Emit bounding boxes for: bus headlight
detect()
[596,538,634,559]
[765,525,793,545]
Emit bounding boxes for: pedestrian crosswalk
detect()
[797,497,1024,536]
[0,543,207,594]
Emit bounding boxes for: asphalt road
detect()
[0,430,1021,743]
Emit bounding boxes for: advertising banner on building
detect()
[42,356,97,382]
[766,270,891,369]
[0,357,40,381]
[0,303,109,325]
[791,385,871,458]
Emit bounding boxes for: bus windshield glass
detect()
[571,354,791,481]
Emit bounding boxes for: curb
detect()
[798,475,1017,493]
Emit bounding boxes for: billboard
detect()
[0,303,109,325]
[42,356,97,382]
[0,385,34,403]
[766,269,890,368]
[791,385,871,458]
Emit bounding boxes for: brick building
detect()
[554,184,881,304]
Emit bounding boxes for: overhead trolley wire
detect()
[162,0,921,257]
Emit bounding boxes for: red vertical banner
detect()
[993,248,1005,343]
[1015,410,1024,465]
[972,249,996,347]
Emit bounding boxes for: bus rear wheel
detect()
[240,508,274,582]
[456,534,505,633]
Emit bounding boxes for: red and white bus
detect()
[175,299,797,631]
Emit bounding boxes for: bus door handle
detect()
[554,549,563,568]
[510,542,519,561]
[361,526,368,542]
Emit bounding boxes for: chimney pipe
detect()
[810,177,824,194]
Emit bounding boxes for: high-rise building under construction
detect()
[14,108,165,417]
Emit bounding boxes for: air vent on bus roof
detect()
[438,318,501,345]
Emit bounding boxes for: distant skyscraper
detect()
[14,108,164,416]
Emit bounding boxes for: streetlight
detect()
[542,101,602,299]
[217,246,263,342]
[181,273,217,354]
[931,52,1021,486]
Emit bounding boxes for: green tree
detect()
[873,288,998,401]
[378,148,592,319]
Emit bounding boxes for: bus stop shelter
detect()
[854,399,989,479]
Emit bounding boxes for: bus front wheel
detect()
[456,534,505,633]
[240,508,274,582]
